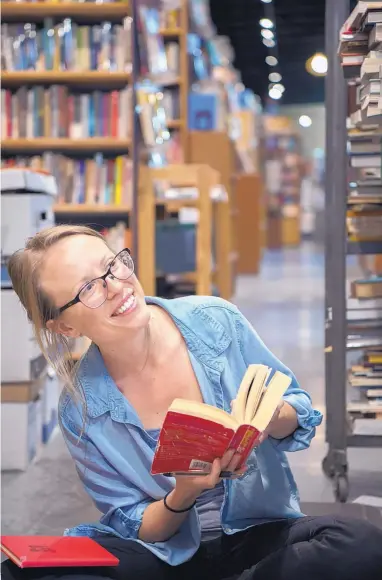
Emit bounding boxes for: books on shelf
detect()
[1,86,131,139]
[162,88,180,120]
[351,276,382,298]
[137,5,172,82]
[342,10,382,126]
[164,42,180,76]
[347,207,382,240]
[342,3,382,424]
[1,20,132,73]
[341,2,382,36]
[348,349,382,409]
[1,153,132,207]
[264,125,303,218]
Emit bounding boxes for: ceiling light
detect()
[265,56,278,66]
[259,18,273,29]
[261,29,274,40]
[311,53,328,74]
[261,0,272,3]
[269,87,282,100]
[263,38,276,48]
[299,115,312,128]
[273,83,285,93]
[306,52,328,76]
[269,72,282,83]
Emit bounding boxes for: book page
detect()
[170,399,238,430]
[244,366,272,423]
[231,365,260,423]
[252,371,292,432]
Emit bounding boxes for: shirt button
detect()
[225,527,232,533]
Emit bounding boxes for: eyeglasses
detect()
[58,248,134,315]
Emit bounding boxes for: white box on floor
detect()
[1,289,46,382]
[1,396,42,471]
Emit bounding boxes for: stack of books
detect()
[339,3,382,244]
[348,348,382,409]
[341,2,382,419]
[340,4,382,127]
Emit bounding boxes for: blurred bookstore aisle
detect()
[2,241,382,537]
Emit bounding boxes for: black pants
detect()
[2,516,382,580]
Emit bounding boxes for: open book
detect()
[151,364,292,477]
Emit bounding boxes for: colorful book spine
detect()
[1,153,133,208]
[1,87,132,139]
[1,21,131,72]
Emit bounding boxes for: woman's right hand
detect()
[167,449,245,511]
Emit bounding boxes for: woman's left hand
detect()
[258,401,284,443]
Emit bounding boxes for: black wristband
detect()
[163,491,196,513]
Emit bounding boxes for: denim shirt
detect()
[60,296,323,566]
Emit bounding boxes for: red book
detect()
[110,91,119,138]
[151,365,292,477]
[0,536,119,569]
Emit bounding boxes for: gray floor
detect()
[2,241,382,536]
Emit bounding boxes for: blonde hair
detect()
[7,224,106,399]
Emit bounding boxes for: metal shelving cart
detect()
[323,0,382,502]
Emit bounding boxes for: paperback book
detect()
[151,364,291,477]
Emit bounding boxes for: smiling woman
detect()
[7,225,150,399]
[3,224,382,580]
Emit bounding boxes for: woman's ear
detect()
[46,319,81,339]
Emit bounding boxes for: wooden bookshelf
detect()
[1,71,131,88]
[140,164,231,298]
[1,2,130,23]
[162,76,182,87]
[53,204,131,214]
[179,0,189,159]
[160,28,184,38]
[1,138,131,154]
[167,119,183,129]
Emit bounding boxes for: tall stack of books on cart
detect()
[339,1,382,423]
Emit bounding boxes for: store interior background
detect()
[2,0,382,537]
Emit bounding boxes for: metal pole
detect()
[131,0,140,274]
[324,0,349,480]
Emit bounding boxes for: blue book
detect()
[188,93,218,131]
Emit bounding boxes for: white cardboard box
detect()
[1,289,46,382]
[1,397,42,471]
[1,190,56,257]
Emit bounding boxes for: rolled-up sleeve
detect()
[233,307,323,452]
[60,410,151,540]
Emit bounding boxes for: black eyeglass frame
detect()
[57,248,134,315]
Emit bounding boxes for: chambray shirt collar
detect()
[76,296,232,424]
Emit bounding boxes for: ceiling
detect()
[209,0,357,106]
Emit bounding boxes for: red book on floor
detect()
[151,365,291,477]
[0,536,119,568]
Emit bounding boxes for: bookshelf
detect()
[263,116,303,248]
[1,138,131,153]
[158,0,189,159]
[1,2,130,23]
[1,1,134,204]
[323,0,382,503]
[139,164,231,298]
[1,71,131,88]
[53,204,131,214]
